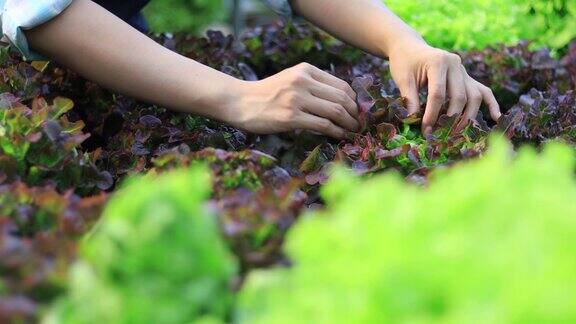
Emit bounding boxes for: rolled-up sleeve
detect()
[0,0,73,60]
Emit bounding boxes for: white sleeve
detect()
[0,0,73,60]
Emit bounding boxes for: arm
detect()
[291,0,420,58]
[25,0,359,138]
[292,0,501,134]
[25,0,237,121]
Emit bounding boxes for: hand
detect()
[388,41,501,135]
[229,63,360,139]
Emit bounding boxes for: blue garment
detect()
[94,0,151,32]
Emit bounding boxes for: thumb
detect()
[398,78,420,115]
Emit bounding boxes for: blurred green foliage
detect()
[384,0,576,51]
[49,166,238,323]
[144,0,225,34]
[239,136,576,323]
[142,0,576,50]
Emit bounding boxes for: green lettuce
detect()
[239,136,576,323]
[49,166,237,323]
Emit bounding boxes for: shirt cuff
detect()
[1,0,73,60]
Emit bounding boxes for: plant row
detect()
[0,22,575,322]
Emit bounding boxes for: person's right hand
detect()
[229,63,360,139]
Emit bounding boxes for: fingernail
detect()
[424,126,433,135]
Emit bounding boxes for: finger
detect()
[309,81,359,119]
[463,82,483,121]
[307,65,357,101]
[476,80,501,121]
[294,112,347,139]
[446,66,467,117]
[303,95,360,131]
[397,76,420,115]
[423,65,448,135]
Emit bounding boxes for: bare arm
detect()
[25,0,238,121]
[291,0,421,58]
[25,0,360,139]
[293,0,501,134]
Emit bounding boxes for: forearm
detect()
[291,0,425,58]
[25,0,239,122]
[293,0,502,131]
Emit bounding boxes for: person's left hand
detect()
[388,40,501,135]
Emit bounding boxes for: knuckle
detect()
[285,91,301,106]
[430,89,446,101]
[449,53,462,64]
[334,105,348,120]
[338,80,351,91]
[346,87,357,100]
[288,77,299,87]
[290,73,307,86]
[454,94,467,103]
[470,91,482,102]
[434,52,449,64]
[476,80,489,89]
[296,62,312,72]
[336,90,349,103]
[319,119,332,131]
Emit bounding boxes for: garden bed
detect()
[0,21,575,322]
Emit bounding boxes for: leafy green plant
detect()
[461,41,574,109]
[152,148,307,269]
[0,21,575,321]
[506,88,576,145]
[144,0,225,34]
[238,136,576,323]
[384,0,576,51]
[0,182,105,323]
[0,94,112,194]
[49,166,238,323]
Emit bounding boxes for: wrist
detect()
[220,79,263,130]
[214,78,247,125]
[381,32,428,59]
[182,73,246,125]
[386,37,430,58]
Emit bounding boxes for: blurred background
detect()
[143,0,275,35]
[142,0,576,54]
